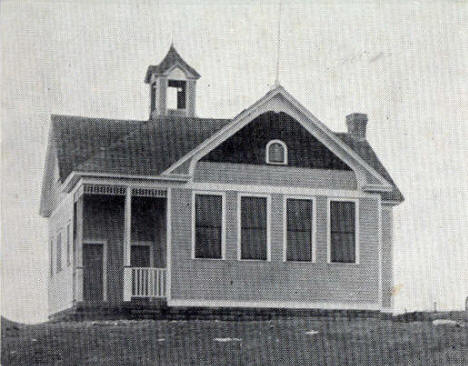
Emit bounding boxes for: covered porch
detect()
[73,184,169,304]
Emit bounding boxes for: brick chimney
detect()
[346,113,368,140]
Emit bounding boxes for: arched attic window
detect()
[266,140,288,165]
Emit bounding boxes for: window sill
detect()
[283,260,316,263]
[327,261,360,266]
[192,257,225,261]
[237,258,270,262]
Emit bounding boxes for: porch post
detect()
[123,186,132,301]
[75,195,84,302]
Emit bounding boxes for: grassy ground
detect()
[2,315,467,365]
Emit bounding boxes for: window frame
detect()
[266,139,288,165]
[327,198,360,265]
[56,230,62,272]
[150,82,157,113]
[191,191,226,260]
[237,193,271,261]
[66,222,72,266]
[283,196,316,263]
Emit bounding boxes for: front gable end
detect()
[164,86,393,194]
[201,111,352,171]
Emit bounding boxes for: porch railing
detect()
[123,267,167,301]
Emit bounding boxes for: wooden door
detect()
[83,244,104,301]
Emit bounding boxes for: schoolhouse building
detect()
[40,46,403,318]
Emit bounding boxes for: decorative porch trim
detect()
[132,187,167,198]
[84,184,127,196]
[73,183,168,201]
[62,171,189,194]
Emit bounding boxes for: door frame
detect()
[83,239,108,302]
[131,241,154,267]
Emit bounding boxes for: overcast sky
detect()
[1,0,467,323]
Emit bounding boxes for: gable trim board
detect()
[161,86,393,192]
[378,195,383,309]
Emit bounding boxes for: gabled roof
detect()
[161,86,398,192]
[50,115,229,181]
[335,133,404,202]
[144,45,201,83]
[45,112,403,203]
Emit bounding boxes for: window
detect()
[266,140,287,165]
[329,200,357,263]
[67,224,71,266]
[56,232,62,272]
[50,240,53,277]
[193,193,224,259]
[167,80,186,109]
[150,83,157,112]
[239,195,269,260]
[285,198,314,261]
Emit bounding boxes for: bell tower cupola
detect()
[145,45,200,119]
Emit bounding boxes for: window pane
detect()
[241,228,267,260]
[268,142,285,163]
[195,227,222,258]
[241,197,267,260]
[287,199,312,231]
[241,197,267,228]
[331,232,355,263]
[196,195,222,228]
[287,231,312,261]
[195,195,222,259]
[330,201,355,232]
